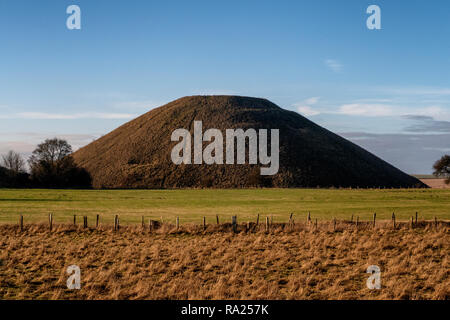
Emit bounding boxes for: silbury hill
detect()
[73,95,426,189]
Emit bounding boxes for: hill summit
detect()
[73,95,425,188]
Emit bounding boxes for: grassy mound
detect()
[73,95,425,189]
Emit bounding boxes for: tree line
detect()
[0,138,91,188]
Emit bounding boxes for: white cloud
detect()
[353,98,393,103]
[294,97,321,117]
[192,89,240,95]
[297,105,321,117]
[337,104,394,117]
[112,100,159,111]
[0,141,35,155]
[335,103,450,121]
[383,87,450,96]
[304,97,320,105]
[0,133,101,158]
[412,106,450,120]
[325,59,342,73]
[9,112,137,120]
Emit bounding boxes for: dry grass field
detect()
[0,222,448,300]
[420,178,450,189]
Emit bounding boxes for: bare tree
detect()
[433,154,450,184]
[1,150,25,173]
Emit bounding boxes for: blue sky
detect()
[1,0,450,173]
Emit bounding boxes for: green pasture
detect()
[0,188,449,225]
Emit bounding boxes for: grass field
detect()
[0,188,449,225]
[0,224,448,299]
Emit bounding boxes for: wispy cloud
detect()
[339,132,450,174]
[334,103,450,121]
[304,97,320,105]
[1,112,138,120]
[191,89,240,96]
[297,105,321,117]
[112,100,159,111]
[294,97,321,117]
[324,59,342,73]
[402,115,450,133]
[0,133,101,158]
[382,87,450,96]
[337,103,394,117]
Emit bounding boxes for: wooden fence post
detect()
[73,215,76,226]
[19,215,23,232]
[49,213,53,231]
[176,217,180,230]
[333,217,336,231]
[392,212,396,229]
[356,216,359,229]
[232,216,237,233]
[256,214,259,226]
[410,216,414,229]
[265,217,269,232]
[434,216,438,228]
[84,216,88,228]
[289,213,293,227]
[314,218,318,231]
[372,213,376,229]
[148,218,152,232]
[114,215,118,231]
[216,215,219,225]
[141,216,144,228]
[307,212,311,224]
[96,214,99,228]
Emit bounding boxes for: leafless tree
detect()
[1,150,25,173]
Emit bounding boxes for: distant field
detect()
[0,188,449,224]
[419,179,450,189]
[412,174,435,179]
